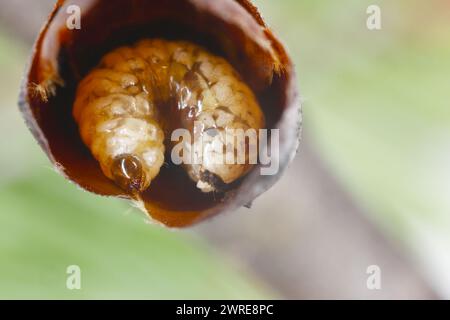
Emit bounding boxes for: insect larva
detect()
[73,39,265,194]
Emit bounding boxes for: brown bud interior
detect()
[19,0,300,227]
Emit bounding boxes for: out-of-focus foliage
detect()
[0,171,271,299]
[255,0,450,295]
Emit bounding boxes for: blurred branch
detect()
[194,141,437,299]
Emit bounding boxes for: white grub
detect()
[73,39,264,193]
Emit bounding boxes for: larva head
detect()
[111,154,147,194]
[19,0,301,227]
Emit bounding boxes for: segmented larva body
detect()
[73,39,265,193]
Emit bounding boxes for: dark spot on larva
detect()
[200,170,227,192]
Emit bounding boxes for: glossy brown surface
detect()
[19,0,301,227]
[111,154,146,194]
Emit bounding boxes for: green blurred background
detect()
[0,0,449,299]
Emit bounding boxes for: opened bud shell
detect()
[19,0,301,227]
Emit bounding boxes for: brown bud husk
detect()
[19,0,301,228]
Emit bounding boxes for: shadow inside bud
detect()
[112,154,146,194]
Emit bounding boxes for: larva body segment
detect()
[73,39,265,194]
